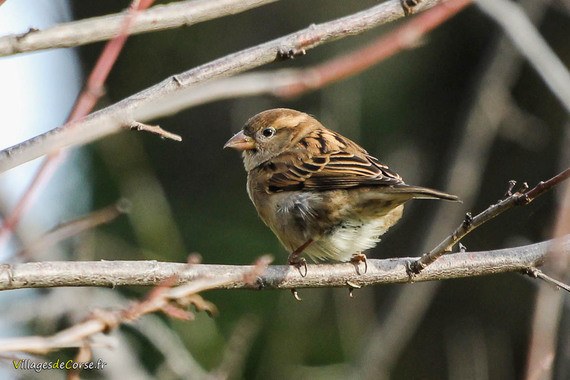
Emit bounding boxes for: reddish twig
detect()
[68,0,155,121]
[0,0,154,249]
[277,0,472,98]
[0,256,270,355]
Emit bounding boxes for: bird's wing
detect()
[264,128,404,193]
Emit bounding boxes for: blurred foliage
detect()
[64,0,570,378]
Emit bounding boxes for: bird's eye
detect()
[261,127,275,138]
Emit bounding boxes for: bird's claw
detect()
[405,260,418,282]
[288,254,308,277]
[346,281,361,298]
[291,288,302,301]
[401,0,421,16]
[277,47,307,60]
[350,253,368,274]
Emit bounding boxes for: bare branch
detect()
[409,168,570,274]
[475,0,570,113]
[525,178,570,379]
[1,237,568,292]
[276,0,471,98]
[0,0,445,173]
[0,0,277,57]
[357,1,553,372]
[144,0,472,117]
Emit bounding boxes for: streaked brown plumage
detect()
[225,108,459,264]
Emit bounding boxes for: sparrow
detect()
[224,108,459,268]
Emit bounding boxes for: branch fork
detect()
[408,168,570,275]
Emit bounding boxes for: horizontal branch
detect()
[0,0,443,173]
[1,237,567,291]
[0,0,276,57]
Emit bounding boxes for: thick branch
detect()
[1,237,568,291]
[0,0,277,57]
[0,0,444,173]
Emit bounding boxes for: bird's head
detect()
[224,108,319,171]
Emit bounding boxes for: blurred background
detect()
[0,0,569,379]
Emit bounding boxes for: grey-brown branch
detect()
[1,237,568,292]
[0,0,277,57]
[0,0,443,173]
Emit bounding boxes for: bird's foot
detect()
[401,0,421,16]
[350,253,368,274]
[288,239,313,277]
[288,253,308,277]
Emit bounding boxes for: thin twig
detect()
[0,236,568,292]
[130,121,182,141]
[0,0,277,57]
[0,282,216,354]
[68,0,157,122]
[525,178,570,379]
[0,0,444,174]
[409,168,570,274]
[526,268,570,293]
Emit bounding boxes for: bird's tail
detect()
[386,185,461,202]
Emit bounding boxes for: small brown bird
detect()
[224,108,459,267]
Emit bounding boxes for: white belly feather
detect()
[252,188,404,262]
[304,205,403,262]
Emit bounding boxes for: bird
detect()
[224,108,459,270]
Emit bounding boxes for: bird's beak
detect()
[224,130,256,151]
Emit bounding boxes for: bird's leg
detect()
[350,252,368,274]
[288,239,313,278]
[288,239,313,301]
